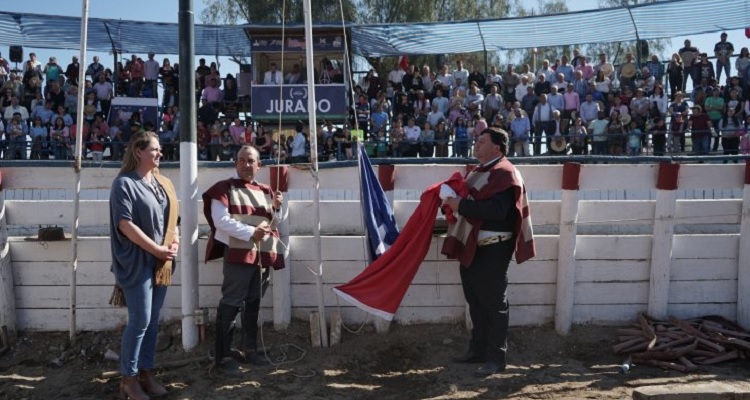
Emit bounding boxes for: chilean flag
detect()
[333,172,466,321]
[357,143,399,262]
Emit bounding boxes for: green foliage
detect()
[200,0,357,24]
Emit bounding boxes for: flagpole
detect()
[69,0,90,343]
[303,0,328,347]
[356,142,371,265]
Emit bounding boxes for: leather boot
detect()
[138,369,167,398]
[119,375,149,400]
[214,303,240,366]
[240,302,269,366]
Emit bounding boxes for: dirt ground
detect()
[1,320,749,400]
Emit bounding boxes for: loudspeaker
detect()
[639,40,649,59]
[240,64,252,73]
[9,46,23,63]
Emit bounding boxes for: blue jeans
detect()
[120,276,168,376]
[692,135,710,155]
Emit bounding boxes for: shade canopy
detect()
[0,0,747,57]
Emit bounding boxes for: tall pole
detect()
[69,0,90,343]
[179,0,199,350]
[303,0,328,347]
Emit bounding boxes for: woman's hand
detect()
[155,245,178,261]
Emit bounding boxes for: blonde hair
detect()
[120,131,159,174]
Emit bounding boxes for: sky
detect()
[2,0,747,79]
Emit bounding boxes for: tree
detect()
[200,0,357,25]
[584,0,668,66]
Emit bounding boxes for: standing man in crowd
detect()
[203,145,285,374]
[714,32,734,84]
[86,56,104,82]
[144,52,160,98]
[678,39,699,91]
[441,127,535,377]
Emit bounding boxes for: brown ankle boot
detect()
[138,369,167,398]
[120,375,150,400]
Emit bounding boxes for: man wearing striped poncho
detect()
[442,128,535,377]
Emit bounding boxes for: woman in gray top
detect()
[110,131,179,400]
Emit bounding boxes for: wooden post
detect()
[737,161,750,328]
[648,163,680,320]
[374,164,395,334]
[0,172,16,340]
[555,163,581,335]
[270,166,291,330]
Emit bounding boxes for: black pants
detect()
[215,257,270,361]
[460,238,514,365]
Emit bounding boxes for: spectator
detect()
[4,96,29,122]
[575,56,594,81]
[65,56,80,87]
[128,55,145,96]
[5,112,28,159]
[289,123,308,163]
[50,116,69,159]
[556,55,574,83]
[704,88,726,152]
[202,77,222,104]
[650,117,667,156]
[143,52,160,98]
[509,107,531,157]
[594,52,614,80]
[94,73,113,117]
[696,53,715,85]
[53,104,74,127]
[419,121,435,157]
[159,58,177,99]
[85,56,104,81]
[452,116,469,157]
[502,64,519,103]
[536,59,555,83]
[626,120,642,156]
[688,105,712,155]
[678,39,699,90]
[46,81,66,111]
[714,32,734,83]
[43,57,63,89]
[532,93,555,155]
[23,52,43,85]
[29,116,48,159]
[263,63,280,85]
[32,99,55,126]
[0,53,8,83]
[719,107,742,160]
[646,55,665,86]
[735,47,750,86]
[569,116,588,155]
[666,53,684,101]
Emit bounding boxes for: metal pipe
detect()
[69,0,90,344]
[179,0,199,351]
[303,0,328,348]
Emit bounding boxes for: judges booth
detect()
[247,26,350,123]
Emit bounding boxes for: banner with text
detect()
[251,84,348,121]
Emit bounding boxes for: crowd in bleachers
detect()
[1,32,749,163]
[335,33,750,161]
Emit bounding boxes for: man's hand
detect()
[442,197,461,213]
[272,191,283,210]
[252,221,271,242]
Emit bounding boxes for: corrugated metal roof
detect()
[0,0,747,57]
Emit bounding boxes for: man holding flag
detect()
[442,128,535,377]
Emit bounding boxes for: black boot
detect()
[213,303,243,374]
[240,301,270,366]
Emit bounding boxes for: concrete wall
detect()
[0,163,747,331]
